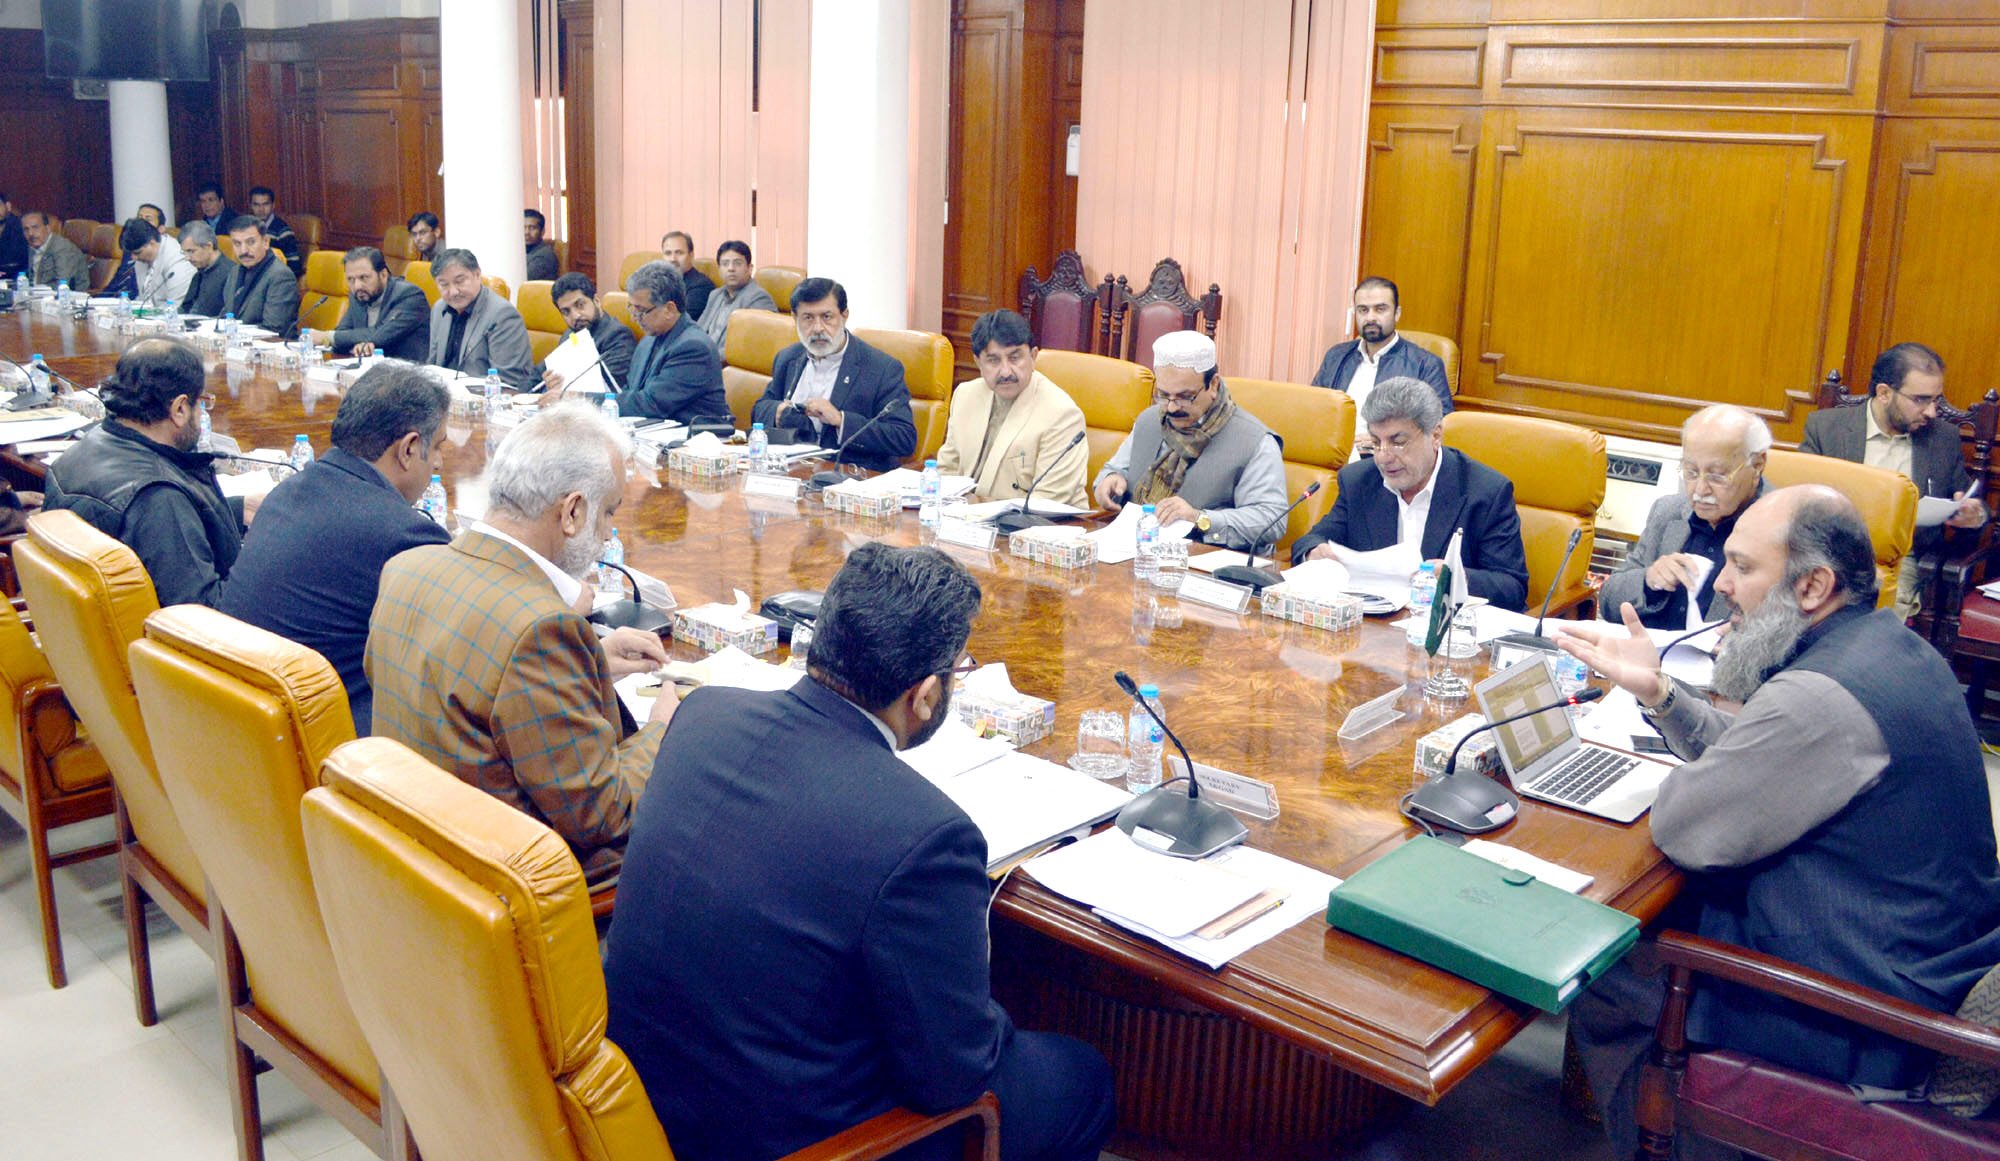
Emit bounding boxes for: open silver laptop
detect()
[1473,656,1675,824]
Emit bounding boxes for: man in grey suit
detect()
[302,246,430,362]
[425,247,535,389]
[1800,342,1987,618]
[695,239,778,345]
[220,215,300,333]
[22,212,89,289]
[1600,405,1772,632]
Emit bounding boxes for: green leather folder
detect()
[1324,836,1640,1013]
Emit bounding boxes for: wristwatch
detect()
[1195,511,1212,534]
[1638,679,1679,720]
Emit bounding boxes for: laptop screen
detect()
[1475,656,1576,775]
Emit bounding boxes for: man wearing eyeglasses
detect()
[620,260,726,424]
[1801,342,1986,619]
[1600,405,1772,632]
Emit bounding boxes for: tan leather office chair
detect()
[853,327,953,466]
[298,249,349,333]
[0,589,113,989]
[1227,378,1355,559]
[380,225,418,276]
[603,291,641,339]
[14,510,209,1024]
[616,250,656,293]
[290,212,325,263]
[88,222,123,292]
[1764,449,1918,610]
[722,308,796,431]
[1034,349,1154,484]
[1400,329,1460,398]
[403,260,439,307]
[756,265,808,314]
[130,605,411,1161]
[1442,411,1606,617]
[483,275,512,303]
[62,218,97,253]
[301,737,998,1161]
[693,256,723,287]
[518,280,566,363]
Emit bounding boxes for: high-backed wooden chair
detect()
[517,280,566,363]
[1400,329,1461,398]
[1442,412,1606,617]
[404,260,439,306]
[0,588,114,989]
[130,606,412,1161]
[380,226,419,276]
[854,327,953,465]
[1017,250,1102,354]
[756,265,807,314]
[1107,258,1221,365]
[298,249,349,333]
[1227,378,1355,559]
[14,510,210,1025]
[301,736,999,1161]
[721,309,795,430]
[1035,350,1154,484]
[1764,449,1918,610]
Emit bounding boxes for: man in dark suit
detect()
[301,246,430,361]
[190,181,234,234]
[220,215,300,333]
[604,542,1115,1161]
[537,271,638,394]
[177,222,234,318]
[217,362,451,734]
[620,260,726,423]
[1291,376,1529,610]
[750,277,918,472]
[1310,276,1452,453]
[247,186,305,279]
[0,191,29,280]
[1800,341,1986,619]
[524,208,559,281]
[661,230,715,319]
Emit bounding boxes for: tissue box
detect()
[1413,714,1503,782]
[1258,583,1364,632]
[822,484,901,519]
[1007,528,1095,569]
[953,688,1056,747]
[672,603,779,655]
[667,444,744,479]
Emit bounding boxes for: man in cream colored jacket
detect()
[935,309,1089,509]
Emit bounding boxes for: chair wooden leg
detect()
[1634,964,1695,1161]
[215,907,267,1161]
[115,790,158,1026]
[27,802,66,988]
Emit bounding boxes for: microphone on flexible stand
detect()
[1402,687,1605,835]
[0,356,55,411]
[994,430,1087,535]
[553,350,621,401]
[587,558,673,635]
[806,401,901,491]
[1490,526,1585,658]
[288,296,330,342]
[1213,481,1324,590]
[1111,670,1250,859]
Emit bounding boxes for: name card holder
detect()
[1336,685,1407,741]
[1176,574,1252,613]
[742,472,803,501]
[1168,757,1279,820]
[937,516,999,551]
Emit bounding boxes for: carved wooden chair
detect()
[1017,250,1101,354]
[1105,257,1222,365]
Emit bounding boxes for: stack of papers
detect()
[1024,831,1340,969]
[900,717,1128,873]
[840,467,977,507]
[1324,544,1421,612]
[1389,602,1537,644]
[613,646,801,720]
[944,496,1089,521]
[1086,502,1194,564]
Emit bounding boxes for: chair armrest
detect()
[1652,931,2000,1066]
[1938,526,2000,597]
[778,1092,1000,1161]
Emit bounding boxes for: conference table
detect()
[1,309,1680,1160]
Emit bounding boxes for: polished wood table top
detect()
[4,313,1679,1105]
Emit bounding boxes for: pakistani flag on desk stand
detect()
[1421,530,1473,702]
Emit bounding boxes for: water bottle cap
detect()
[751,422,764,430]
[925,459,938,468]
[295,434,307,441]
[487,368,499,376]
[32,354,44,363]
[1139,684,1159,697]
[430,473,442,482]
[1141,504,1156,514]
[1419,561,1437,574]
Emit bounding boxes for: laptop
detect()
[1473,656,1675,824]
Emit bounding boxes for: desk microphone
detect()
[553,349,621,401]
[1403,687,1604,835]
[138,257,194,309]
[806,401,900,491]
[1111,670,1249,859]
[1657,618,1730,657]
[0,356,55,411]
[1490,526,1583,657]
[587,558,673,635]
[1213,481,1323,590]
[289,296,330,341]
[995,431,1086,535]
[210,452,302,474]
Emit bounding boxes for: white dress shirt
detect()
[470,521,586,610]
[1386,445,1443,549]
[789,332,849,437]
[1346,333,1400,417]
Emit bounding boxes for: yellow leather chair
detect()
[603,291,641,339]
[1227,378,1355,559]
[853,327,953,466]
[616,250,655,293]
[756,265,807,314]
[404,260,439,307]
[301,737,998,1161]
[484,275,512,303]
[0,592,113,989]
[722,309,796,430]
[130,606,411,1161]
[1764,449,1918,610]
[298,249,350,333]
[1442,411,1606,617]
[290,212,326,263]
[1034,349,1154,484]
[14,511,209,1025]
[1401,329,1460,398]
[381,226,418,276]
[518,280,566,363]
[219,234,239,263]
[693,256,722,287]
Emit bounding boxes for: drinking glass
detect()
[1150,538,1189,592]
[1074,710,1129,779]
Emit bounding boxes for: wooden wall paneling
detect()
[165,80,219,226]
[0,30,113,222]
[945,0,1024,375]
[560,0,598,284]
[1359,106,1481,343]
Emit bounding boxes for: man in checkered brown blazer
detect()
[367,402,674,881]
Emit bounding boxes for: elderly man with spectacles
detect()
[1600,404,1774,632]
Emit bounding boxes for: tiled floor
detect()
[8,748,1998,1161]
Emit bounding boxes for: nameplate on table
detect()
[1168,757,1280,820]
[1176,574,1252,613]
[937,516,999,551]
[742,472,803,501]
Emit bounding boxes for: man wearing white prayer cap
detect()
[1091,330,1289,556]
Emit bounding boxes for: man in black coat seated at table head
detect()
[749,277,918,474]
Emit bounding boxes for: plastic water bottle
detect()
[195,397,212,451]
[1133,504,1161,580]
[598,527,626,595]
[222,311,240,346]
[27,355,50,398]
[1406,561,1440,645]
[12,270,26,303]
[483,367,503,414]
[599,389,619,424]
[1127,683,1166,793]
[787,622,814,672]
[420,474,448,527]
[55,279,70,309]
[288,434,315,473]
[919,458,942,528]
[117,290,131,318]
[746,421,769,474]
[162,298,179,331]
[1554,653,1591,702]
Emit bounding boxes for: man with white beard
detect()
[1557,485,2000,1159]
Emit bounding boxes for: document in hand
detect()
[1324,836,1639,1012]
[1086,501,1195,564]
[543,327,609,397]
[1917,495,1959,529]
